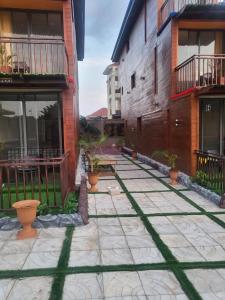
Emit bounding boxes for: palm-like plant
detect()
[0,45,13,67]
[152,150,178,170]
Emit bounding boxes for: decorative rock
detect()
[0,212,84,231]
[1,218,20,231]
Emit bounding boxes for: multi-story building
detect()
[112,0,225,177]
[0,0,85,209]
[103,63,121,119]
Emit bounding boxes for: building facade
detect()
[0,0,85,188]
[103,63,121,119]
[112,0,225,176]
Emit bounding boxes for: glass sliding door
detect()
[0,93,62,159]
[200,98,225,155]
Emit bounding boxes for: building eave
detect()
[111,0,144,62]
[73,0,85,61]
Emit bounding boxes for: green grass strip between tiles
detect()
[114,162,203,300]
[126,155,225,231]
[171,266,202,300]
[49,226,74,300]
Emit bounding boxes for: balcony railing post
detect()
[219,157,225,208]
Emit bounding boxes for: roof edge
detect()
[111,0,144,62]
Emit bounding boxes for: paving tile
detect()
[195,246,225,261]
[22,251,60,269]
[38,228,66,239]
[7,276,52,300]
[32,238,64,252]
[63,273,103,300]
[149,170,168,177]
[1,239,36,254]
[69,250,100,267]
[160,234,192,247]
[169,247,205,262]
[139,270,184,296]
[131,247,164,264]
[126,235,156,248]
[115,165,142,171]
[123,179,169,192]
[184,234,219,247]
[99,235,127,250]
[161,178,187,190]
[88,180,122,193]
[0,253,28,270]
[73,220,98,238]
[185,269,225,295]
[103,271,145,298]
[97,218,120,226]
[71,236,99,251]
[138,163,153,170]
[98,225,124,236]
[0,279,15,300]
[0,231,17,241]
[181,191,222,212]
[117,170,152,179]
[101,248,134,265]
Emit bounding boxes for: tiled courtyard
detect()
[1,155,225,299]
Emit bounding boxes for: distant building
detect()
[87,107,124,138]
[103,64,121,119]
[86,108,108,134]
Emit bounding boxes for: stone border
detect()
[123,147,221,206]
[78,175,89,225]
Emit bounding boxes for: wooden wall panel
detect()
[0,0,62,11]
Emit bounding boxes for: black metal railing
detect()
[175,54,225,93]
[196,150,225,195]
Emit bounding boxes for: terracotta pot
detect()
[169,169,179,185]
[12,200,40,240]
[88,172,99,192]
[131,150,137,160]
[0,66,12,73]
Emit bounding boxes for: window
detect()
[109,86,112,95]
[115,76,118,81]
[131,73,136,89]
[154,46,158,95]
[178,30,217,65]
[121,87,124,95]
[137,117,142,135]
[0,93,62,159]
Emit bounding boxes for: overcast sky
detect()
[78,0,129,116]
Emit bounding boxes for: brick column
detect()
[62,0,79,189]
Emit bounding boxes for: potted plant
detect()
[152,150,179,185]
[12,200,40,240]
[130,143,137,160]
[79,135,108,191]
[87,156,100,192]
[116,137,125,152]
[0,45,13,73]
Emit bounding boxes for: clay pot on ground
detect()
[88,172,99,192]
[169,168,179,185]
[12,200,40,240]
[131,150,137,160]
[0,66,12,73]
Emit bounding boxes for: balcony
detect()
[175,54,225,94]
[159,0,225,28]
[0,38,68,87]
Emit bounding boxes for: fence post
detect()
[219,157,225,208]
